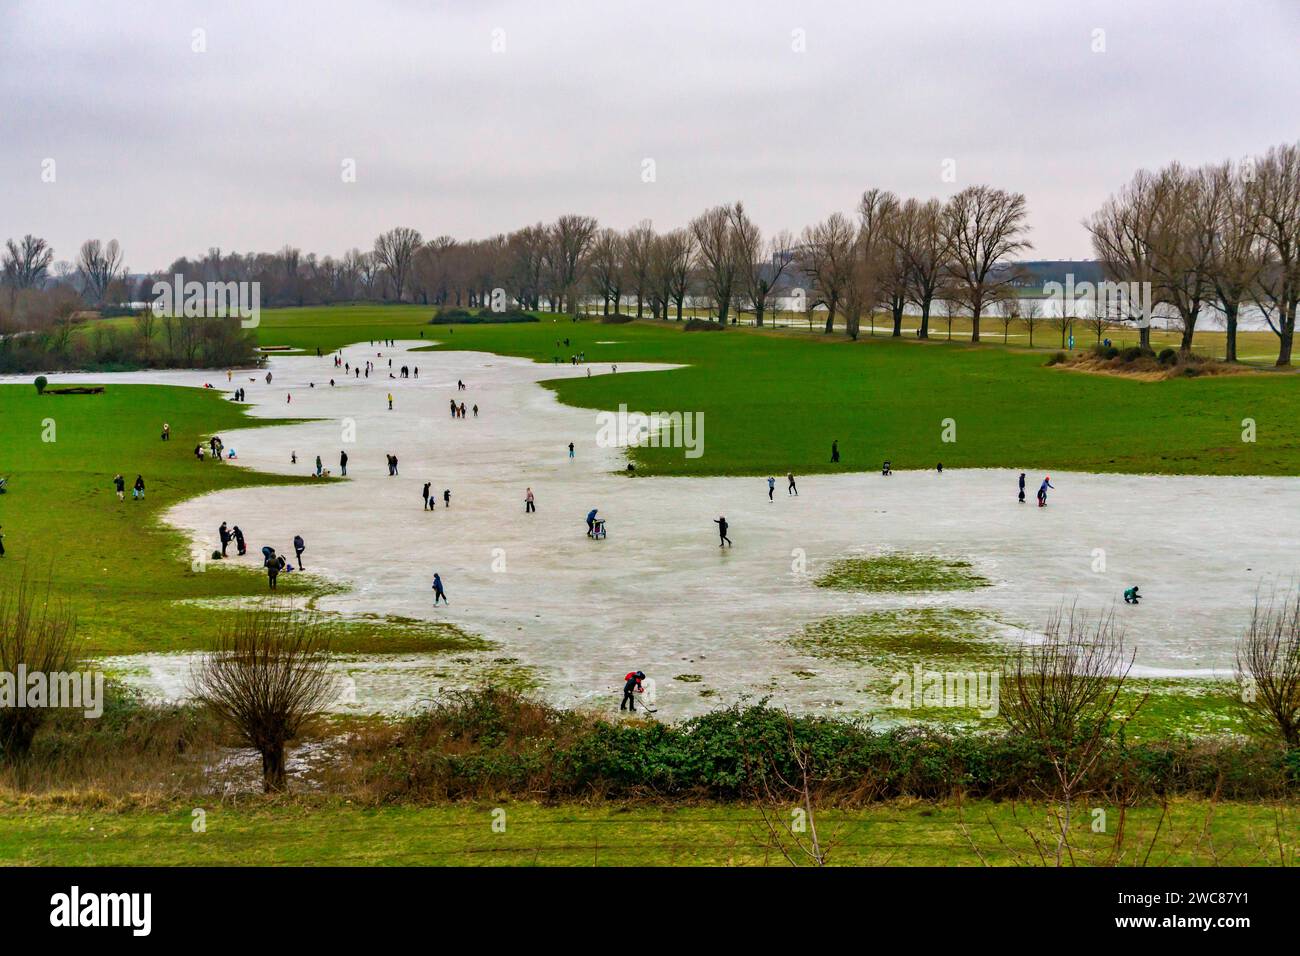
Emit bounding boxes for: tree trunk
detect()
[1224,304,1238,362]
[918,302,930,339]
[262,743,287,793]
[970,309,981,343]
[1277,305,1296,367]
[892,303,904,337]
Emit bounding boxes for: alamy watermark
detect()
[595,404,704,459]
[1041,274,1152,327]
[890,663,999,718]
[151,273,261,328]
[0,665,105,718]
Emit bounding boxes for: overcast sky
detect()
[2,0,1298,272]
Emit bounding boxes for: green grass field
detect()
[0,798,1291,866]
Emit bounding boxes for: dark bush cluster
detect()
[429,308,538,325]
[683,318,726,332]
[0,316,259,374]
[362,690,1298,805]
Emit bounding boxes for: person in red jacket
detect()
[621,671,646,712]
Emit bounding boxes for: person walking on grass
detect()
[133,474,145,501]
[831,440,839,463]
[767,476,776,501]
[161,423,170,441]
[432,572,448,606]
[787,472,798,496]
[293,534,305,570]
[265,551,285,590]
[714,515,732,548]
[0,525,5,558]
[113,473,125,502]
[621,670,646,712]
[525,487,535,513]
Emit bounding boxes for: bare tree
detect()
[879,204,911,337]
[76,239,125,306]
[621,221,655,318]
[2,235,55,290]
[543,214,598,314]
[995,289,1020,344]
[943,185,1031,342]
[847,188,899,340]
[690,204,742,323]
[0,574,76,763]
[372,227,423,303]
[1148,163,1218,355]
[798,212,857,334]
[890,198,951,339]
[587,229,625,315]
[190,606,338,792]
[1087,170,1164,350]
[730,202,793,328]
[1248,142,1300,366]
[1021,294,1043,347]
[660,228,696,321]
[1205,161,1264,362]
[1000,604,1141,865]
[1236,589,1300,747]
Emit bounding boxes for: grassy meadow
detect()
[0,798,1292,866]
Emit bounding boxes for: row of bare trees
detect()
[1087,143,1300,364]
[5,140,1297,361]
[2,236,128,307]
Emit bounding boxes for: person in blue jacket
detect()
[432,572,448,606]
[587,509,599,537]
[1037,476,1054,507]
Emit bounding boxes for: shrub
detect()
[33,375,47,394]
[601,314,635,324]
[430,308,538,325]
[684,318,725,332]
[189,605,338,792]
[1120,346,1145,363]
[1045,351,1067,366]
[0,575,76,762]
[1158,348,1177,366]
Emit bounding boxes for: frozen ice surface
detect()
[11,342,1295,718]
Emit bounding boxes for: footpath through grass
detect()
[251,306,1300,477]
[0,799,1292,866]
